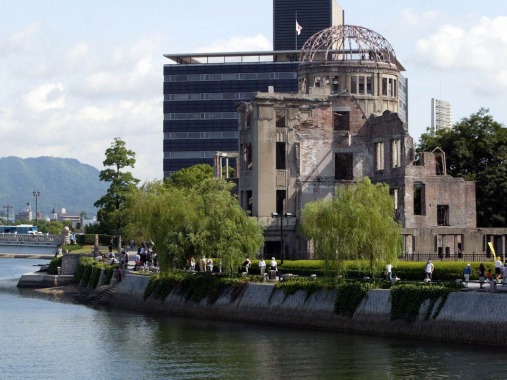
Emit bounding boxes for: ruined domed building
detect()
[237,25,504,260]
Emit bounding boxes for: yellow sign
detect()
[488,242,497,261]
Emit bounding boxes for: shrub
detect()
[47,256,62,275]
[334,281,374,316]
[273,277,334,301]
[74,256,116,288]
[144,272,247,304]
[390,283,455,322]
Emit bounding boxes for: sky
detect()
[1,0,507,183]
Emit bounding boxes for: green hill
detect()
[0,156,108,219]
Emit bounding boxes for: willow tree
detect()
[125,176,264,274]
[192,179,264,275]
[300,177,402,278]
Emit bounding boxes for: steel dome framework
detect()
[300,25,397,65]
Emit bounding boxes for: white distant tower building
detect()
[431,98,452,133]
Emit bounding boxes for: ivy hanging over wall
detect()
[390,284,455,322]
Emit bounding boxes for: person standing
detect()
[463,263,471,286]
[386,263,393,281]
[270,257,277,271]
[478,263,486,289]
[495,257,503,281]
[243,258,251,274]
[259,258,266,276]
[425,259,434,281]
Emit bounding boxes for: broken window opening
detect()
[276,190,286,215]
[375,142,384,171]
[276,110,286,128]
[390,188,399,211]
[333,111,350,131]
[382,78,387,96]
[432,147,447,175]
[366,76,373,94]
[246,190,253,215]
[437,205,450,226]
[391,139,401,168]
[335,153,353,180]
[358,76,365,94]
[350,76,357,93]
[276,142,286,170]
[332,76,340,93]
[414,182,425,215]
[242,143,252,170]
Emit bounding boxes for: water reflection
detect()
[1,258,506,380]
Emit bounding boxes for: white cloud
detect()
[414,16,507,71]
[400,8,442,27]
[23,83,66,111]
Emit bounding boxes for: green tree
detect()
[94,138,140,249]
[165,163,213,189]
[36,220,71,235]
[126,174,264,275]
[417,109,507,227]
[300,177,402,278]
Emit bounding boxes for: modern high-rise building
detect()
[273,0,344,51]
[162,1,344,178]
[431,98,452,133]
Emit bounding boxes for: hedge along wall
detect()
[102,274,507,347]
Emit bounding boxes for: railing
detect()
[0,233,63,246]
[399,252,494,263]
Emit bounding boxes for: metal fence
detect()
[399,252,495,263]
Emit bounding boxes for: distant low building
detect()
[53,208,82,229]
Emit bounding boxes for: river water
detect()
[0,258,505,380]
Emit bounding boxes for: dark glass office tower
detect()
[162,1,344,178]
[163,54,298,176]
[274,0,344,51]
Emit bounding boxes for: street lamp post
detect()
[271,212,292,265]
[3,205,12,223]
[33,191,40,229]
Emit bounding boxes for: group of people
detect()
[187,256,216,273]
[133,242,158,271]
[185,256,279,275]
[258,257,278,276]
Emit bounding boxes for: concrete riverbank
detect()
[92,273,507,347]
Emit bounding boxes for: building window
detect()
[242,144,252,170]
[335,153,353,180]
[375,142,384,171]
[391,139,401,168]
[333,111,350,131]
[246,190,253,214]
[437,205,450,226]
[276,142,286,170]
[276,110,285,128]
[414,182,425,215]
[390,188,399,211]
[366,76,373,94]
[350,76,357,93]
[358,76,365,94]
[332,76,340,93]
[276,190,286,215]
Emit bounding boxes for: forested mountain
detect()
[0,156,108,219]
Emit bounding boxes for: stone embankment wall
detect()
[18,273,75,288]
[102,274,507,346]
